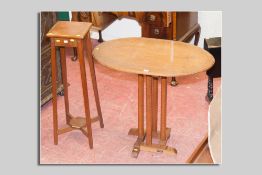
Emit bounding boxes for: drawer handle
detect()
[154,29,160,35]
[149,14,156,21]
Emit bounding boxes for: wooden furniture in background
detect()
[186,134,213,163]
[71,12,200,86]
[72,12,117,42]
[208,87,221,163]
[193,144,214,163]
[47,21,104,149]
[41,12,64,106]
[72,12,200,43]
[187,87,221,164]
[204,37,221,102]
[93,37,214,157]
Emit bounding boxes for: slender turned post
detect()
[77,39,93,149]
[50,39,58,145]
[59,47,70,124]
[160,77,167,143]
[146,75,153,145]
[85,33,104,128]
[138,75,144,138]
[98,30,103,43]
[152,77,158,133]
[194,25,201,46]
[207,76,214,102]
[71,48,77,61]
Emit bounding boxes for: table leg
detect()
[131,74,145,157]
[146,76,153,145]
[160,77,167,145]
[194,25,201,46]
[206,76,213,102]
[50,39,58,145]
[60,47,70,124]
[152,77,158,133]
[71,48,77,61]
[77,40,93,149]
[170,77,178,86]
[138,74,144,138]
[86,33,104,128]
[98,30,104,43]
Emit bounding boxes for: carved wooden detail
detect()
[41,12,63,106]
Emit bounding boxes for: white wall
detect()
[197,11,222,47]
[90,18,141,40]
[90,11,222,48]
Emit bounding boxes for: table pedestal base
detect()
[128,128,171,140]
[128,128,176,158]
[129,75,177,158]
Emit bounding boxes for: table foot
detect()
[131,137,145,158]
[140,143,177,155]
[71,48,77,61]
[129,128,176,158]
[131,147,140,158]
[130,137,177,158]
[170,77,178,86]
[128,128,171,140]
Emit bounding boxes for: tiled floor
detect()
[40,40,221,164]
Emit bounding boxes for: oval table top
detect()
[93,37,215,77]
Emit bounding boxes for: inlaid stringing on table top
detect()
[93,37,215,77]
[46,21,92,39]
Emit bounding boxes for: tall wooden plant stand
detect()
[46,21,104,149]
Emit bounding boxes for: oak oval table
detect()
[93,37,215,158]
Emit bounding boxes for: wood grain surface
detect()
[93,37,215,77]
[47,21,92,39]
